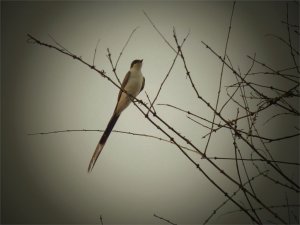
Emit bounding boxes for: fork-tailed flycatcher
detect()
[88,59,145,173]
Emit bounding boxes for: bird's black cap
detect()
[130,59,143,68]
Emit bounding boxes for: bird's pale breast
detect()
[115,71,143,115]
[125,71,143,97]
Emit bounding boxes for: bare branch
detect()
[153,214,177,225]
[204,1,236,156]
[285,2,299,73]
[92,38,100,66]
[115,26,139,69]
[143,11,177,53]
[147,29,190,115]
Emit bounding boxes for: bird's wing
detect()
[140,77,145,93]
[117,71,131,102]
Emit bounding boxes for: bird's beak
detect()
[140,59,143,63]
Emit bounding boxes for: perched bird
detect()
[88,59,145,173]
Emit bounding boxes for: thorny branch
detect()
[29,128,300,166]
[285,2,299,73]
[204,1,236,156]
[147,28,190,116]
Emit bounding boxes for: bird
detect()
[88,59,145,173]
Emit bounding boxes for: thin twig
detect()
[265,33,299,55]
[107,48,121,85]
[221,204,300,217]
[285,2,299,73]
[203,1,236,156]
[231,109,262,224]
[143,11,177,53]
[92,38,100,66]
[28,128,199,154]
[115,27,139,69]
[285,193,291,224]
[28,128,300,166]
[203,170,269,224]
[153,214,177,225]
[47,34,73,55]
[145,91,156,114]
[147,29,190,115]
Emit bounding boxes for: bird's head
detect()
[130,59,143,70]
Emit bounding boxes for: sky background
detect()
[1,1,299,224]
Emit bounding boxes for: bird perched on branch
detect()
[88,59,145,173]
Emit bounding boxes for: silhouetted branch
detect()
[247,55,299,84]
[265,33,299,55]
[28,128,200,154]
[92,38,100,67]
[285,2,299,73]
[153,214,177,225]
[107,48,121,85]
[146,29,190,116]
[204,1,236,156]
[115,26,139,69]
[28,128,300,166]
[221,204,300,217]
[285,193,291,224]
[145,91,156,114]
[143,11,177,53]
[160,103,300,143]
[106,27,139,85]
[203,169,269,224]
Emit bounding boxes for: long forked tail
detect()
[88,113,120,173]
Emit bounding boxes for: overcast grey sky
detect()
[1,1,299,224]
